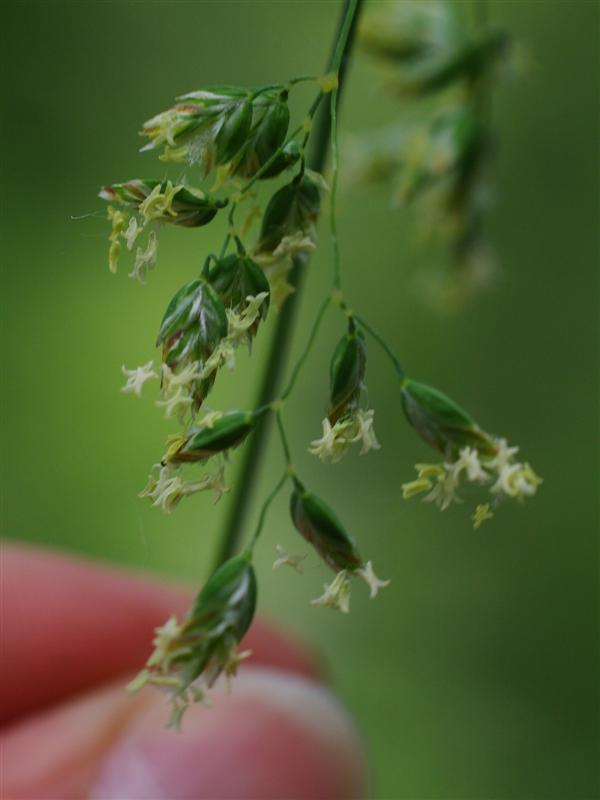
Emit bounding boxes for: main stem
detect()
[213,0,363,569]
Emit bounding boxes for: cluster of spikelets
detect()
[100,75,395,725]
[100,19,541,726]
[102,79,329,507]
[122,306,542,726]
[128,477,393,729]
[101,84,321,294]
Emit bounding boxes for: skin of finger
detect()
[1,543,319,725]
[1,682,148,800]
[2,668,368,800]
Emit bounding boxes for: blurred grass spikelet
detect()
[353,0,514,306]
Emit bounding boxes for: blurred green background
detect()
[1,1,598,797]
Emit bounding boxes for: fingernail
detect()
[92,666,368,800]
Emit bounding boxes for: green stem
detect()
[251,76,316,100]
[355,314,406,380]
[329,80,342,290]
[245,471,289,555]
[475,0,488,30]
[213,0,363,570]
[219,202,238,257]
[275,411,293,468]
[279,295,331,401]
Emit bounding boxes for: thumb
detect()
[4,666,368,799]
[91,666,368,800]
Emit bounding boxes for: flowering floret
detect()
[140,465,229,512]
[255,233,317,307]
[272,545,307,574]
[311,570,352,613]
[312,561,389,613]
[309,409,380,463]
[100,180,224,279]
[402,442,542,523]
[120,360,158,397]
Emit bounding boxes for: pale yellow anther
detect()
[416,463,447,479]
[139,181,180,222]
[401,477,433,499]
[309,410,379,464]
[163,432,187,461]
[108,240,121,274]
[472,503,494,530]
[159,144,190,163]
[107,205,128,273]
[522,463,543,488]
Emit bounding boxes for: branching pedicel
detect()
[99,0,541,728]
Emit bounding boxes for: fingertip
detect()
[0,542,191,724]
[92,667,369,800]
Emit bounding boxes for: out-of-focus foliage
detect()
[350,0,516,309]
